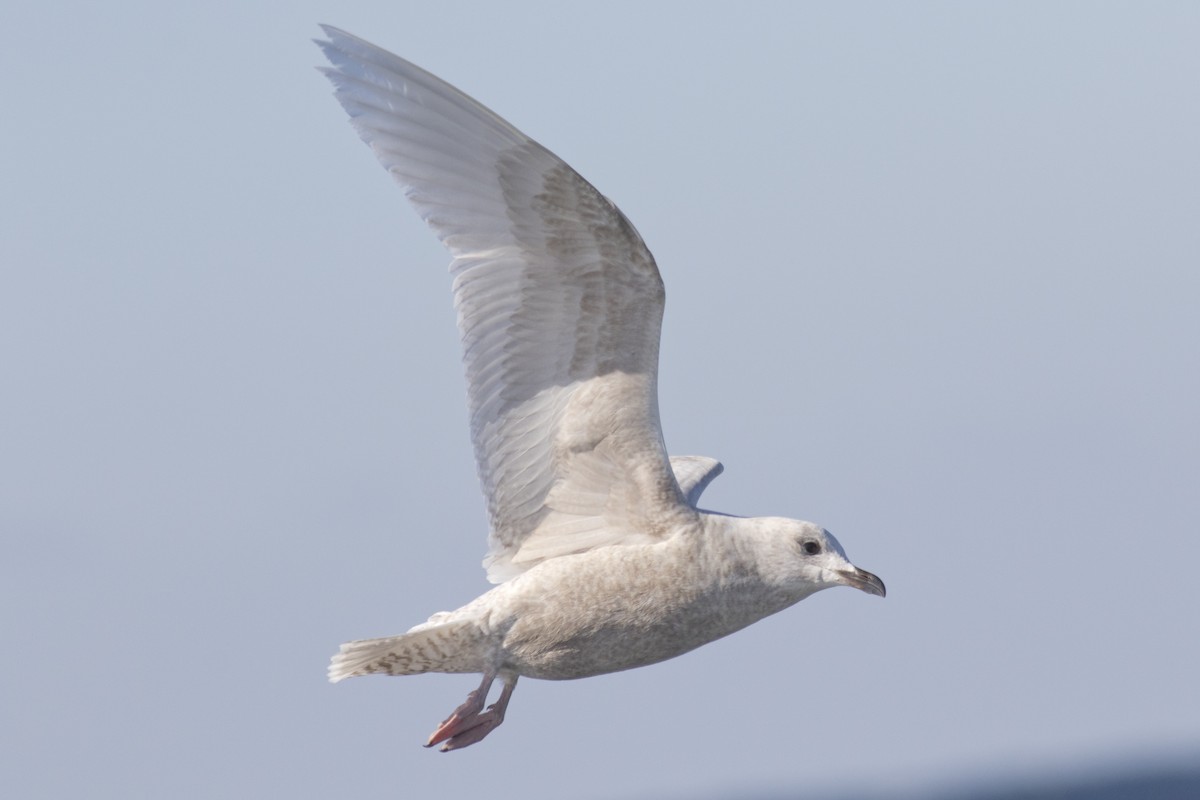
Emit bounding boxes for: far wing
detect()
[669,456,724,507]
[317,28,695,582]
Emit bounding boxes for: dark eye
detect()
[801,540,822,556]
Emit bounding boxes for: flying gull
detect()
[316,26,885,752]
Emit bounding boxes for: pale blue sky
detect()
[3,2,1198,798]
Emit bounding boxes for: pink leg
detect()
[424,672,518,752]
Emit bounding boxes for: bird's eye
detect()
[801,540,822,556]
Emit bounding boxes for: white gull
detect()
[316,26,885,751]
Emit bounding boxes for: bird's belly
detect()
[504,627,687,680]
[499,583,776,681]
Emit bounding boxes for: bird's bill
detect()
[836,567,886,597]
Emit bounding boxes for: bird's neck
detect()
[688,513,812,617]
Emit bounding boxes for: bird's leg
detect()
[425,671,519,752]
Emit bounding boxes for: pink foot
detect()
[424,672,518,752]
[427,706,505,751]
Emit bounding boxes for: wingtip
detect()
[314,25,355,58]
[315,24,371,51]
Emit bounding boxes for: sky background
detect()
[3,2,1198,798]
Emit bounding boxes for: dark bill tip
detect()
[837,567,886,598]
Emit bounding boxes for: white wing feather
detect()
[668,456,724,507]
[318,27,704,582]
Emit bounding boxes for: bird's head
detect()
[749,517,886,600]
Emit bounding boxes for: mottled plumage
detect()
[317,26,884,751]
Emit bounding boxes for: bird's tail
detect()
[328,619,484,683]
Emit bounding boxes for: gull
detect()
[316,26,885,752]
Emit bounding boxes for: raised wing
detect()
[668,456,724,507]
[317,27,695,582]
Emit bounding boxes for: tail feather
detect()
[328,620,483,683]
